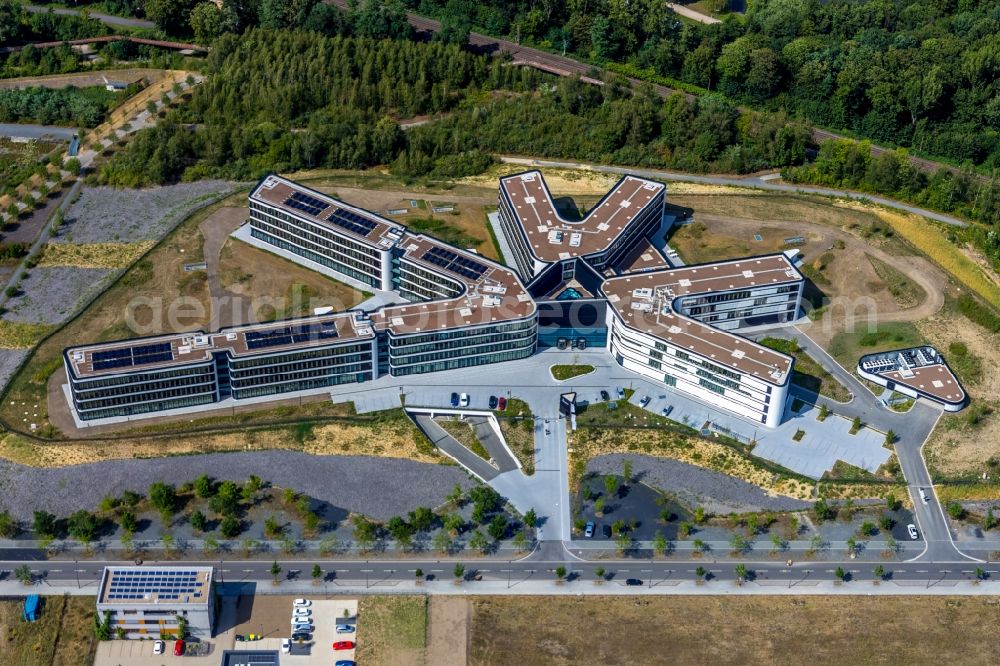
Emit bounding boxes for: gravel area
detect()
[0,347,29,392]
[2,266,113,324]
[57,180,238,243]
[587,453,812,515]
[0,451,477,523]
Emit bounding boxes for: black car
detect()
[625,578,643,586]
[450,392,459,407]
[489,395,498,409]
[602,524,612,539]
[291,632,312,641]
[600,390,610,401]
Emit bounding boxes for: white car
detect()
[292,608,311,617]
[919,488,929,503]
[293,599,311,608]
[153,640,165,655]
[908,524,919,540]
[459,392,470,407]
[281,638,291,654]
[639,395,651,408]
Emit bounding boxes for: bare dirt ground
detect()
[669,193,947,348]
[198,205,367,329]
[470,596,1000,666]
[425,597,469,666]
[0,68,161,90]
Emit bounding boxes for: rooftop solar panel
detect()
[327,208,378,237]
[285,191,329,217]
[420,246,488,280]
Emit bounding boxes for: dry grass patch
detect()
[0,595,97,666]
[39,241,156,269]
[0,409,438,467]
[568,426,814,499]
[356,595,428,666]
[837,201,1000,309]
[471,596,1000,666]
[436,417,491,461]
[0,320,54,348]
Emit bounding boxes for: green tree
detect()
[352,515,378,552]
[189,1,239,43]
[884,429,896,445]
[621,458,633,485]
[311,564,323,585]
[695,565,707,579]
[264,514,283,539]
[487,514,508,541]
[0,510,19,538]
[652,531,668,556]
[469,529,490,553]
[512,531,528,552]
[523,508,537,529]
[351,0,412,40]
[193,474,214,498]
[203,536,219,555]
[270,560,281,583]
[947,501,965,519]
[0,0,25,44]
[873,564,885,580]
[603,474,618,498]
[145,0,198,35]
[594,567,605,581]
[67,510,100,543]
[594,497,606,515]
[453,562,465,580]
[148,482,178,522]
[985,508,996,531]
[734,564,748,583]
[432,531,451,554]
[220,515,241,538]
[615,532,631,554]
[555,565,566,581]
[409,507,434,533]
[693,506,706,525]
[119,509,138,535]
[729,533,748,555]
[447,484,464,506]
[14,564,32,586]
[32,511,57,538]
[443,512,464,536]
[835,566,847,581]
[189,510,207,533]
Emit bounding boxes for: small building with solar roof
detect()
[97,566,215,638]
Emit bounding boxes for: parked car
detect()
[281,638,291,654]
[584,521,595,538]
[625,578,643,586]
[602,524,612,539]
[174,640,185,656]
[919,488,929,503]
[489,395,498,409]
[498,396,506,411]
[292,623,313,633]
[459,392,470,407]
[661,405,673,417]
[908,524,919,540]
[600,390,610,402]
[450,392,460,407]
[291,632,312,641]
[153,640,164,655]
[293,599,311,608]
[293,608,311,617]
[617,387,625,399]
[333,641,355,651]
[335,624,355,634]
[335,661,356,666]
[639,395,651,408]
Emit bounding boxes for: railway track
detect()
[329,0,971,179]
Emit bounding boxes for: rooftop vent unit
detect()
[226,332,238,341]
[261,176,278,189]
[192,335,210,347]
[632,287,653,299]
[569,233,582,247]
[483,296,502,308]
[630,302,653,312]
[548,230,564,244]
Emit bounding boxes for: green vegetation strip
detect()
[758,337,852,403]
[550,364,595,381]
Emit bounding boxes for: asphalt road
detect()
[3,552,994,590]
[25,4,155,29]
[0,123,77,141]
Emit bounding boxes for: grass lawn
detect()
[497,397,535,475]
[827,321,925,373]
[471,596,1000,666]
[437,418,491,461]
[550,364,595,381]
[0,595,97,666]
[758,337,853,402]
[356,595,427,665]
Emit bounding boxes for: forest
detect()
[96,29,810,187]
[0,85,132,127]
[409,0,1000,174]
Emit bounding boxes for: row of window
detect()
[70,363,214,388]
[231,371,370,399]
[389,317,536,347]
[73,374,216,402]
[75,382,217,409]
[388,326,535,357]
[390,331,536,366]
[229,347,372,373]
[78,393,215,420]
[250,224,380,288]
[390,345,535,376]
[250,201,381,260]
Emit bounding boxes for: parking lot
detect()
[93,595,359,666]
